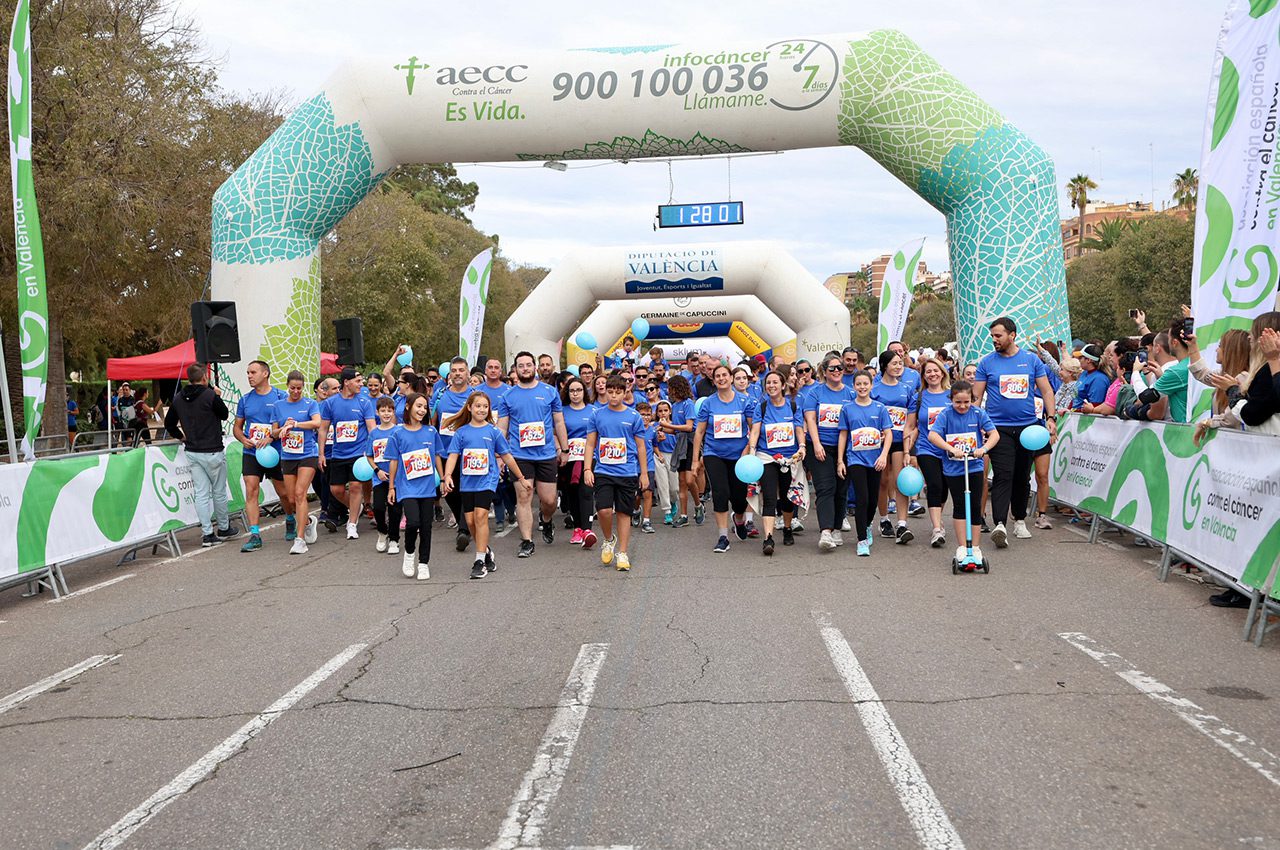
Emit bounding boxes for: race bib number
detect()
[887,406,907,429]
[440,423,457,437]
[765,422,795,449]
[335,420,360,443]
[371,438,389,462]
[461,447,490,476]
[1035,397,1046,420]
[282,430,305,455]
[946,431,979,452]
[818,403,842,428]
[402,448,435,480]
[599,437,627,465]
[518,421,546,449]
[850,427,882,450]
[999,374,1030,399]
[927,406,946,428]
[567,437,586,462]
[712,414,743,439]
[247,423,272,442]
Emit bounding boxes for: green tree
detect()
[1066,173,1098,258]
[381,164,479,223]
[1079,217,1138,253]
[902,298,957,350]
[1172,167,1198,211]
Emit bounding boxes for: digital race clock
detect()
[657,201,745,228]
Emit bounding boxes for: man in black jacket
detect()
[165,363,237,547]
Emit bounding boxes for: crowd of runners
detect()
[162,315,1071,582]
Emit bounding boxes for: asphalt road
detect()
[2,505,1279,850]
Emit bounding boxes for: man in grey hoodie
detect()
[165,363,236,546]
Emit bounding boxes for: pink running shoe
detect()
[570,528,585,545]
[581,529,597,549]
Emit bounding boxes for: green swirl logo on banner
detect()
[151,461,180,513]
[1052,432,1073,482]
[1182,454,1210,531]
[1223,244,1279,309]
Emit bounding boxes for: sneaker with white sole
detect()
[346,523,359,540]
[401,551,416,577]
[841,517,851,532]
[880,519,895,538]
[895,524,914,545]
[818,530,836,551]
[304,521,317,544]
[485,549,496,574]
[856,541,870,557]
[641,519,655,534]
[581,530,597,549]
[469,560,487,579]
[1013,520,1032,539]
[791,519,805,533]
[991,522,1008,548]
[930,528,946,548]
[601,535,616,565]
[416,562,430,580]
[972,546,986,563]
[388,540,400,554]
[832,530,844,547]
[376,533,388,553]
[616,552,631,572]
[289,538,308,555]
[713,535,730,553]
[1034,513,1053,530]
[955,546,968,562]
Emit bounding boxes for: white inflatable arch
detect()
[505,243,846,362]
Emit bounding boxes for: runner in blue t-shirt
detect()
[972,317,1057,548]
[560,377,598,549]
[747,370,806,554]
[444,392,531,579]
[434,361,476,548]
[692,364,755,553]
[367,397,403,558]
[658,376,702,527]
[385,392,447,581]
[803,356,856,550]
[319,368,377,539]
[234,360,288,553]
[928,380,999,565]
[273,370,323,554]
[872,350,920,546]
[836,371,893,556]
[584,375,649,571]
[914,357,954,549]
[637,402,662,536]
[497,352,569,559]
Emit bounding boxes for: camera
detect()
[1129,308,1139,319]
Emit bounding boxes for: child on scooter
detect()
[927,380,1000,566]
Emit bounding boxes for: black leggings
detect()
[559,464,594,531]
[401,497,436,558]
[990,426,1031,524]
[844,464,882,541]
[372,483,403,540]
[760,461,794,518]
[808,445,848,531]
[703,455,748,515]
[443,463,469,534]
[917,455,948,509]
[947,471,986,523]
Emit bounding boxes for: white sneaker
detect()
[303,521,317,544]
[819,530,836,551]
[388,540,400,554]
[991,522,1008,548]
[416,562,430,580]
[290,538,308,555]
[930,528,946,548]
[791,519,805,532]
[601,535,616,565]
[401,551,416,577]
[1013,520,1032,539]
[832,530,844,546]
[446,515,457,529]
[972,546,986,563]
[955,546,967,562]
[841,517,851,532]
[347,523,359,540]
[376,532,388,553]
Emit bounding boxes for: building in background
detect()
[826,255,948,307]
[1061,201,1192,263]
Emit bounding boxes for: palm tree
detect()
[1066,173,1098,258]
[1172,168,1198,211]
[912,287,939,305]
[849,269,870,296]
[1079,217,1136,253]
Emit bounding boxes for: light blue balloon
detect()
[353,456,376,482]
[566,364,580,377]
[631,317,650,341]
[1020,424,1051,451]
[575,331,597,350]
[397,346,414,367]
[439,362,450,376]
[694,397,706,416]
[254,445,279,468]
[735,455,764,484]
[897,466,925,497]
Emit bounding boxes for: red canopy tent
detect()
[108,340,342,380]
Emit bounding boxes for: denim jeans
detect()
[187,450,230,535]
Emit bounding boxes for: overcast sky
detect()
[178,0,1226,280]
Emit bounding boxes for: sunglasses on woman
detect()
[797,367,812,375]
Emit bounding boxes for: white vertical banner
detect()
[458,247,493,368]
[877,237,925,355]
[1190,0,1280,420]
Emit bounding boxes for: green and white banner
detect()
[1050,413,1280,594]
[0,440,279,582]
[458,247,492,368]
[7,0,49,458]
[877,237,925,354]
[1190,0,1280,420]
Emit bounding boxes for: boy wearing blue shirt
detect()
[319,368,377,539]
[636,402,662,535]
[584,375,649,572]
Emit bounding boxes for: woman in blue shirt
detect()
[928,380,1000,565]
[558,377,598,550]
[803,354,855,551]
[747,370,805,554]
[273,370,323,555]
[367,397,402,557]
[443,392,531,580]
[915,357,953,549]
[659,375,701,527]
[872,350,920,545]
[692,364,754,553]
[385,393,446,581]
[836,371,892,556]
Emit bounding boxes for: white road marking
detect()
[0,654,121,716]
[815,612,966,850]
[49,573,135,603]
[82,642,367,850]
[492,643,610,850]
[1060,632,1280,788]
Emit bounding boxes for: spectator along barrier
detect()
[1050,413,1280,644]
[0,440,279,598]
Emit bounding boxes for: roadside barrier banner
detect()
[0,441,279,581]
[1050,413,1280,592]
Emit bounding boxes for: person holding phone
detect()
[1141,321,1192,422]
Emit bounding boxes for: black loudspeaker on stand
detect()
[334,317,364,365]
[191,301,239,363]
